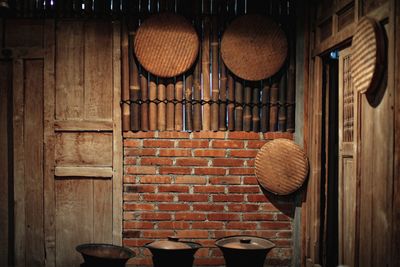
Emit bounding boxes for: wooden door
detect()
[338,47,356,266]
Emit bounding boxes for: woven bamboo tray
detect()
[221,14,288,81]
[134,13,199,78]
[350,17,385,95]
[255,139,308,195]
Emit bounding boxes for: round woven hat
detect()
[350,17,385,95]
[221,14,288,81]
[134,13,199,78]
[255,139,308,195]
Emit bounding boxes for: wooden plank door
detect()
[338,47,356,266]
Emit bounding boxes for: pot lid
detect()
[215,235,275,251]
[146,236,193,250]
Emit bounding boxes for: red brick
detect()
[194,185,225,193]
[194,168,226,175]
[178,140,210,148]
[247,194,270,202]
[209,176,241,185]
[273,239,292,247]
[127,257,153,266]
[123,239,152,247]
[123,175,137,183]
[158,203,190,211]
[142,230,175,238]
[178,194,209,202]
[175,158,209,166]
[228,186,260,193]
[226,222,258,230]
[207,213,240,221]
[123,139,141,147]
[228,167,254,175]
[140,176,172,184]
[259,203,282,212]
[122,230,141,238]
[243,176,258,184]
[157,221,191,229]
[212,140,244,149]
[124,148,157,156]
[227,132,261,139]
[124,203,155,211]
[193,149,226,157]
[176,230,209,238]
[124,221,154,229]
[158,131,190,139]
[143,194,174,202]
[158,185,189,193]
[125,166,157,175]
[124,131,156,138]
[140,213,172,221]
[175,213,207,221]
[193,204,225,212]
[124,157,137,165]
[227,204,259,212]
[159,149,191,157]
[192,132,225,139]
[246,159,256,167]
[213,230,243,238]
[277,214,293,221]
[175,176,207,184]
[242,213,275,221]
[124,185,156,193]
[192,222,224,229]
[230,150,258,158]
[277,231,292,238]
[143,140,174,148]
[260,222,291,230]
[141,157,173,166]
[123,212,136,220]
[263,132,293,140]
[212,194,244,202]
[159,167,191,175]
[247,140,268,149]
[212,158,244,167]
[194,258,225,266]
[123,193,139,201]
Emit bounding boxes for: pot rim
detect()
[76,243,136,259]
[215,235,275,251]
[144,239,202,251]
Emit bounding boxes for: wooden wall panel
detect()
[4,19,44,48]
[84,21,113,120]
[55,21,84,120]
[55,132,113,167]
[93,180,113,243]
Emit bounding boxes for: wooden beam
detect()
[54,166,113,178]
[54,120,113,131]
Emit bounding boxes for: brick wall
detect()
[123,131,295,266]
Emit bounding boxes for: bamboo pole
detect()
[166,78,175,131]
[269,82,279,131]
[157,78,166,131]
[175,76,183,131]
[129,31,140,132]
[261,83,270,132]
[149,75,157,130]
[193,57,202,131]
[252,84,260,132]
[211,16,219,131]
[243,84,252,131]
[140,70,149,131]
[219,60,227,131]
[185,72,193,131]
[287,18,296,133]
[234,79,243,131]
[227,72,235,131]
[278,74,287,131]
[202,16,211,131]
[121,21,130,131]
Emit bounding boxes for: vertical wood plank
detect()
[44,19,56,267]
[93,180,113,243]
[84,20,113,120]
[55,21,84,120]
[121,21,131,131]
[13,59,25,267]
[24,59,45,266]
[112,21,123,245]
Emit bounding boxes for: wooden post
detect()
[140,70,149,131]
[175,76,183,131]
[227,72,235,131]
[252,84,260,132]
[202,16,211,131]
[278,74,287,131]
[129,31,140,131]
[269,82,279,131]
[219,61,227,131]
[121,21,130,131]
[261,83,270,132]
[185,72,193,131]
[193,57,202,131]
[234,79,243,131]
[211,16,219,131]
[148,74,157,131]
[287,41,296,132]
[157,78,166,131]
[243,84,252,131]
[166,78,175,131]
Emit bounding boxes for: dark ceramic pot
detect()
[76,243,135,267]
[215,235,275,267]
[145,236,202,267]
